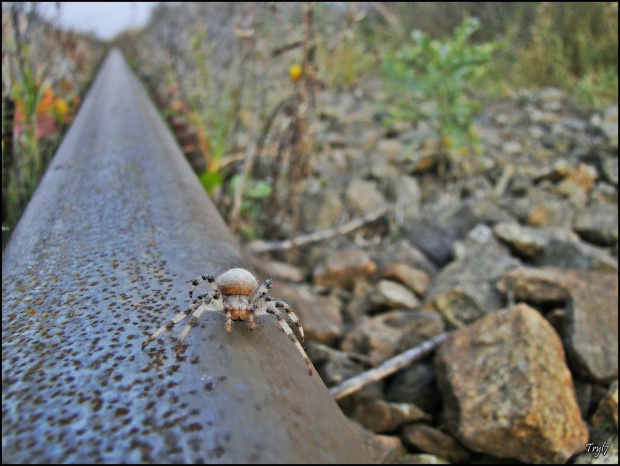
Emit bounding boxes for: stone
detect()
[306,343,364,386]
[351,400,431,433]
[377,139,404,162]
[592,381,618,430]
[532,159,572,183]
[400,424,470,463]
[370,280,420,310]
[502,141,522,156]
[539,239,617,272]
[376,240,438,277]
[385,362,440,414]
[404,218,459,267]
[247,256,304,282]
[493,222,579,259]
[340,310,445,365]
[394,453,450,464]
[573,203,618,246]
[273,283,342,344]
[497,267,618,383]
[435,304,588,463]
[423,241,520,328]
[598,105,618,147]
[380,263,430,297]
[344,280,374,322]
[300,188,343,232]
[345,178,387,215]
[384,175,421,221]
[348,420,406,464]
[313,248,376,289]
[527,198,575,228]
[601,156,618,186]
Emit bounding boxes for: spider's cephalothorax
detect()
[142,267,312,375]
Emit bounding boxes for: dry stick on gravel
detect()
[246,207,390,253]
[330,332,450,400]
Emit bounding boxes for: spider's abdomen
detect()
[216,268,258,296]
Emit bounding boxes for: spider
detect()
[142,268,313,375]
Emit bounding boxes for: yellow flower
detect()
[53,98,70,120]
[289,64,302,83]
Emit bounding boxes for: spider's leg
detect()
[248,305,257,330]
[176,294,222,358]
[189,274,216,299]
[274,300,305,344]
[248,278,272,302]
[256,302,312,376]
[142,293,211,350]
[225,307,232,333]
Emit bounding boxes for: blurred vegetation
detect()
[383,18,498,165]
[2,3,104,248]
[3,2,617,248]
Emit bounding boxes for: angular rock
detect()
[300,189,343,232]
[527,197,575,228]
[533,159,572,183]
[340,310,445,365]
[385,362,440,414]
[371,280,420,310]
[404,218,459,267]
[573,203,618,246]
[313,248,376,289]
[497,267,618,383]
[380,263,430,297]
[376,240,438,277]
[306,343,364,386]
[539,239,617,272]
[493,222,579,259]
[351,400,431,433]
[601,156,618,186]
[592,381,618,430]
[423,241,520,328]
[348,420,405,464]
[384,175,421,221]
[345,178,386,215]
[597,104,618,146]
[247,256,304,282]
[435,304,588,463]
[273,283,342,344]
[344,280,374,322]
[377,138,404,162]
[400,424,470,463]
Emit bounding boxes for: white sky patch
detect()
[48,2,159,40]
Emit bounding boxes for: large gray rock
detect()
[435,304,588,463]
[493,222,579,259]
[423,240,520,328]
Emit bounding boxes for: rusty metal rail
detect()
[2,49,372,464]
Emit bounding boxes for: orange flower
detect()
[36,87,55,115]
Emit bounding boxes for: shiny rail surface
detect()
[2,49,372,464]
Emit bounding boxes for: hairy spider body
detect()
[142,268,312,375]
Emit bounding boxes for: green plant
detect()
[227,174,272,238]
[383,17,498,160]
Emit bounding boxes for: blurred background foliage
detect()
[2,2,105,248]
[2,2,618,247]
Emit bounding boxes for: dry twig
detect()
[246,207,390,253]
[330,332,450,400]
